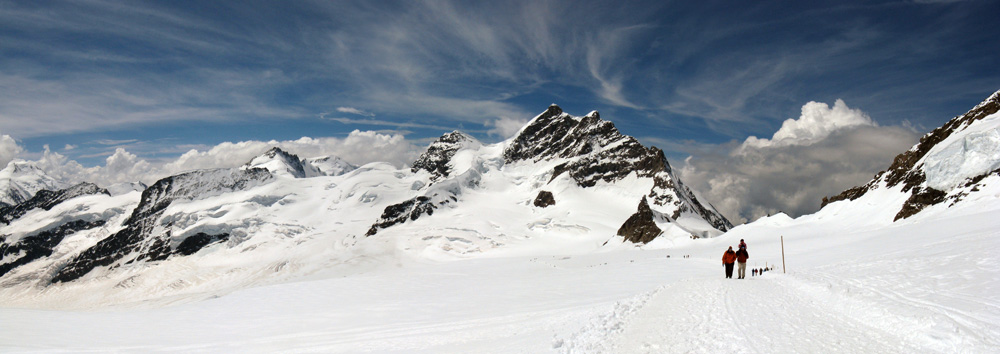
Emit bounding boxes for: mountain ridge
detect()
[822,89,1000,220]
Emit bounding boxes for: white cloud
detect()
[486,116,529,139]
[2,130,421,189]
[335,107,375,117]
[742,99,874,149]
[63,144,77,151]
[162,130,421,177]
[0,132,23,168]
[103,148,153,184]
[95,139,139,146]
[678,101,919,224]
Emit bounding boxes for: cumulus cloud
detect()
[679,100,919,224]
[161,130,419,176]
[0,132,23,168]
[742,99,874,149]
[103,148,153,184]
[0,130,422,189]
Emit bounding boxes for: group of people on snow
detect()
[752,267,772,276]
[722,239,750,279]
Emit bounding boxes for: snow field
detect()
[3,193,998,353]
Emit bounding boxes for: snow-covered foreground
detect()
[3,189,999,354]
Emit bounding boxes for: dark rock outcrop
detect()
[174,232,230,256]
[617,197,662,244]
[894,187,947,221]
[366,196,435,236]
[0,182,110,224]
[533,190,556,208]
[52,168,272,283]
[411,131,475,181]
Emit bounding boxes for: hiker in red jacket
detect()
[722,246,737,279]
[735,246,749,279]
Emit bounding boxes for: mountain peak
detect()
[546,104,562,115]
[262,147,293,159]
[244,147,308,178]
[504,105,732,233]
[411,131,480,180]
[0,160,62,207]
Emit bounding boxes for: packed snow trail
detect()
[601,275,924,353]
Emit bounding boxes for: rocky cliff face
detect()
[411,131,478,181]
[823,90,1000,221]
[0,219,107,278]
[616,197,662,244]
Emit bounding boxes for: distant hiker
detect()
[735,246,749,279]
[752,268,757,277]
[739,239,747,250]
[722,247,737,279]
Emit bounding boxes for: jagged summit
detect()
[411,131,479,180]
[823,89,1000,221]
[505,105,731,234]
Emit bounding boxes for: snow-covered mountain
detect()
[244,147,356,178]
[0,105,729,303]
[0,160,63,207]
[821,89,1000,221]
[305,155,357,177]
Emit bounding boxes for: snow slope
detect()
[1,185,997,353]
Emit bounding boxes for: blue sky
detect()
[1,0,998,221]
